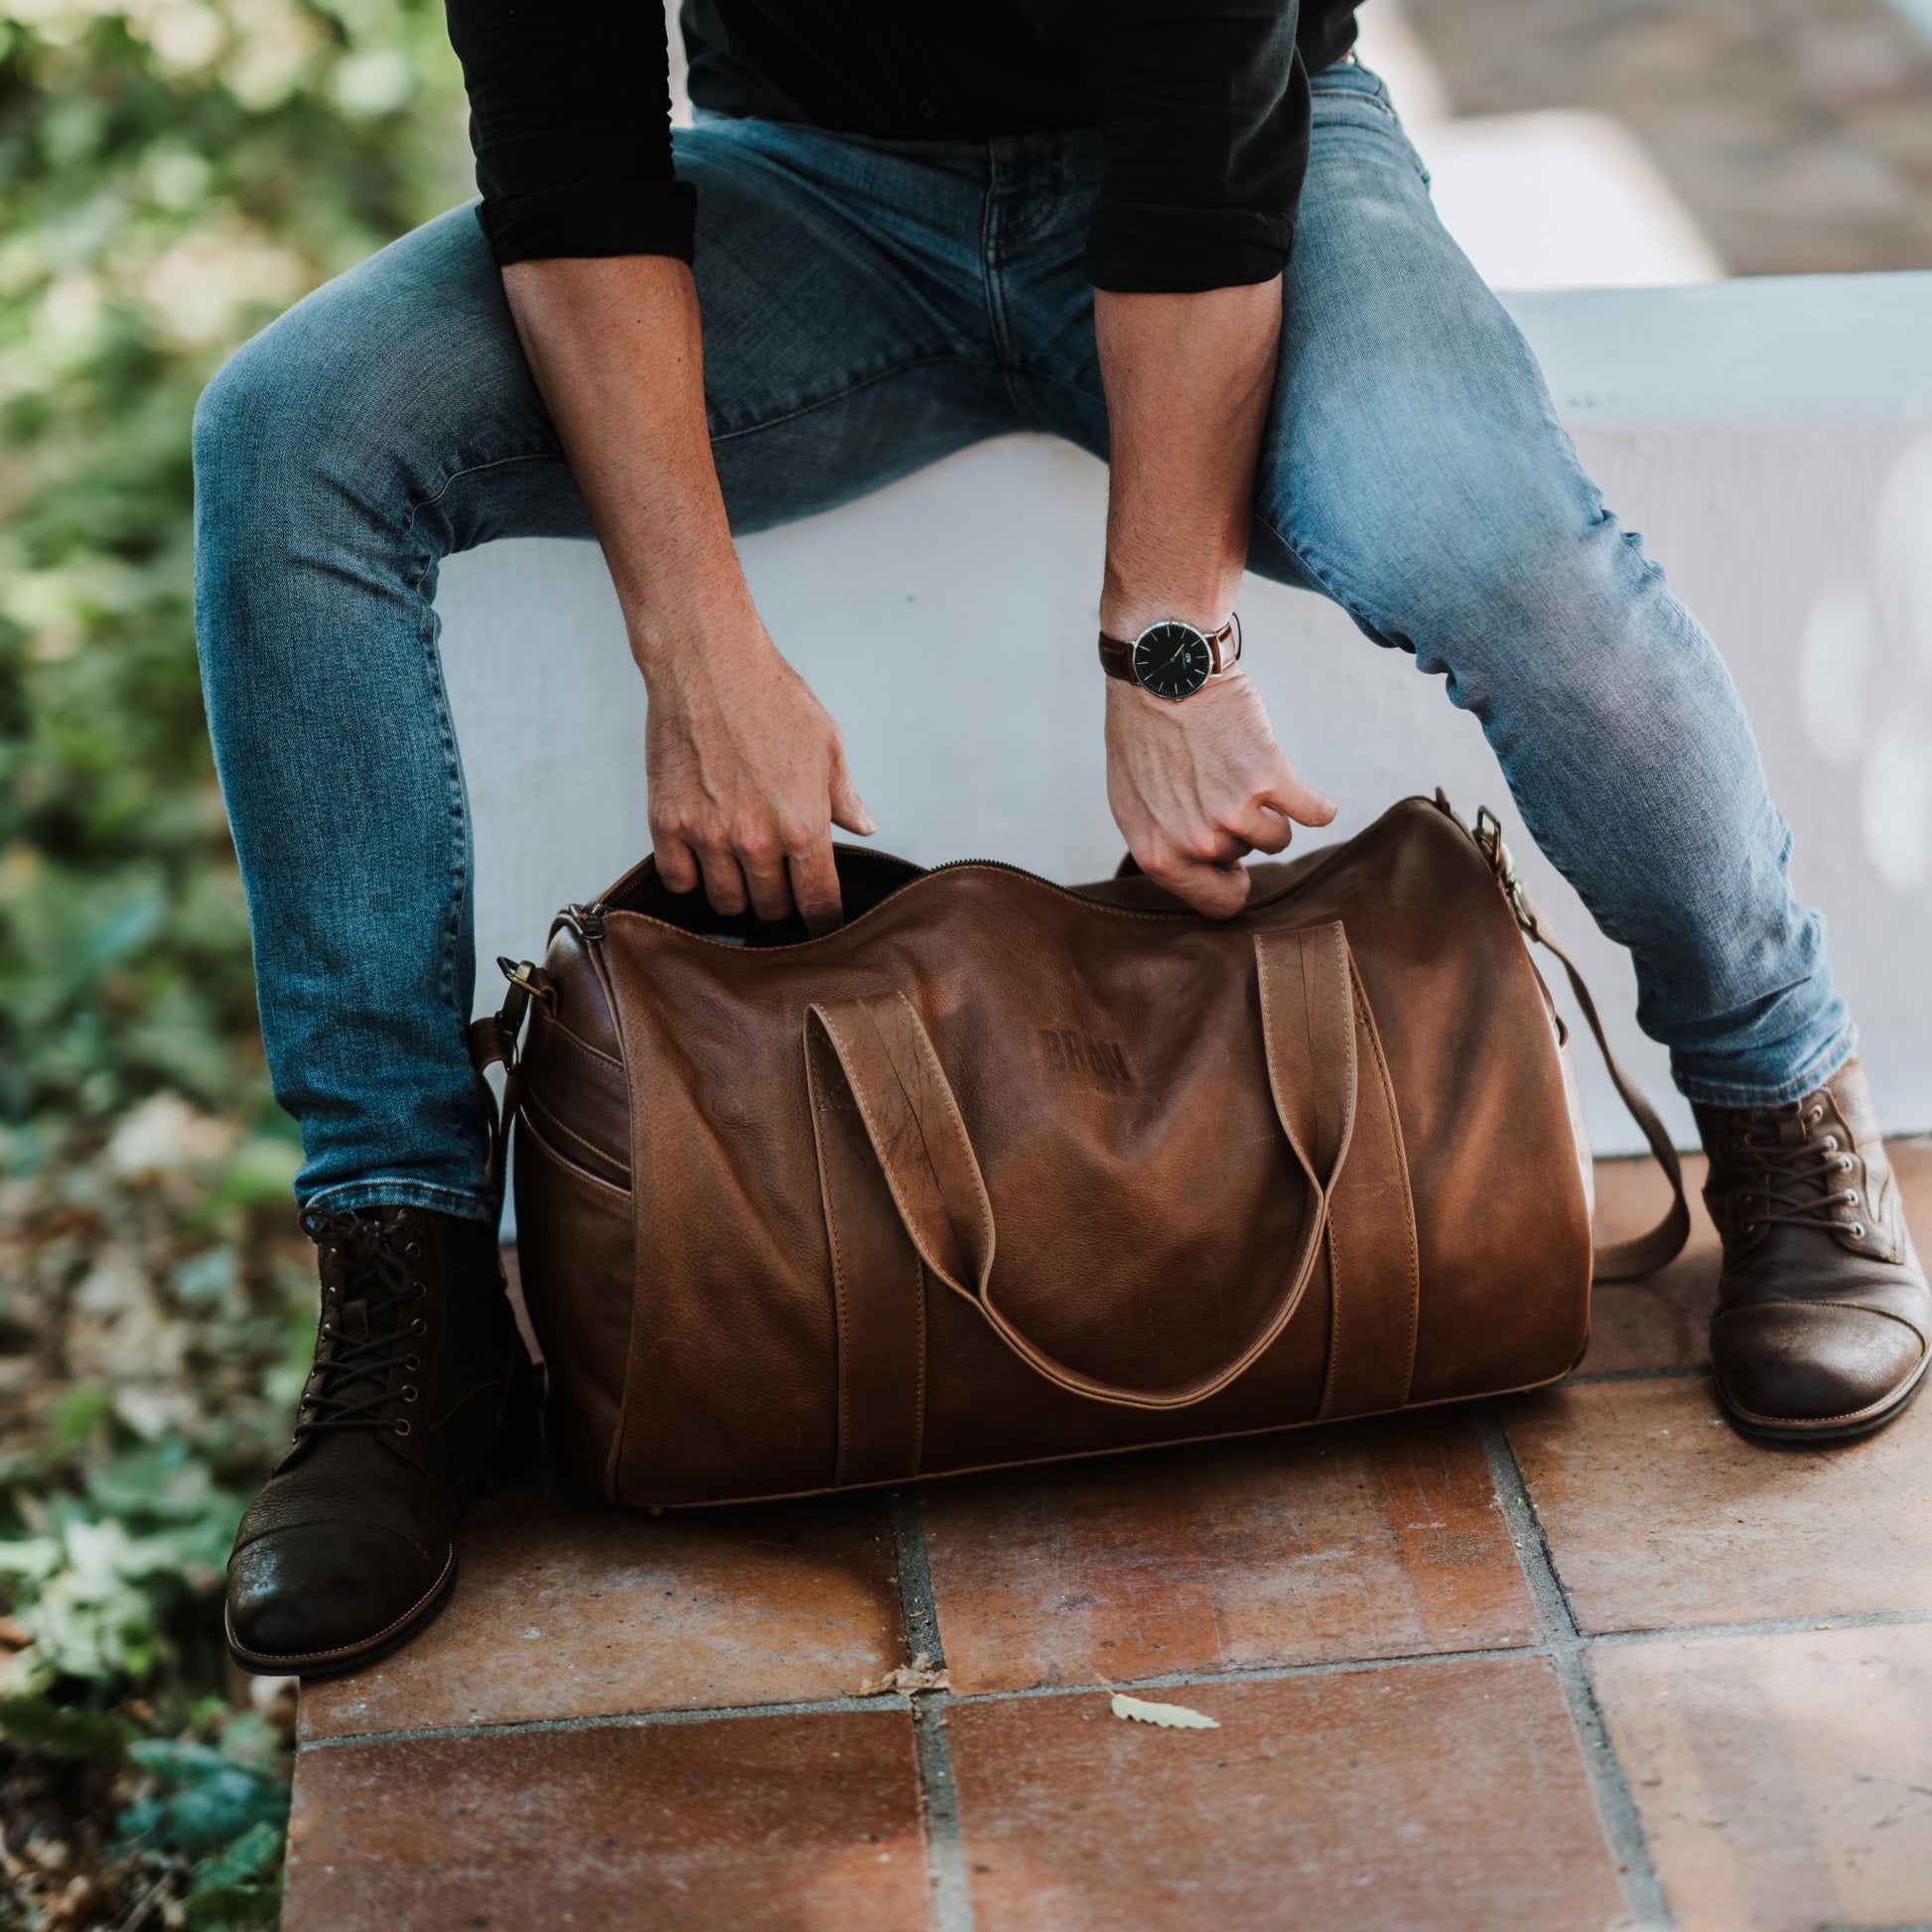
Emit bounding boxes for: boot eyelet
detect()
[401,1385,419,1403]
[1840,1157,1855,1173]
[1821,1135,1838,1152]
[1852,1223,1866,1239]
[405,1354,421,1371]
[404,1241,421,1260]
[1844,1189,1862,1207]
[1809,1105,1824,1122]
[410,1317,428,1335]
[412,1283,428,1300]
[394,1418,412,1437]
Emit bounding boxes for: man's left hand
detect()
[1105,671,1336,917]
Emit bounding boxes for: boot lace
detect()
[1725,1103,1866,1241]
[295,1209,429,1442]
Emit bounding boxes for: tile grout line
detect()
[890,1486,978,1932]
[298,1691,918,1751]
[296,1607,1932,1752]
[1475,1402,1675,1932]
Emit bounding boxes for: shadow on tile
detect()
[300,1482,903,1740]
[286,1710,924,1932]
[1506,1377,1932,1632]
[1594,1622,1932,1932]
[948,1654,1624,1932]
[922,1409,1535,1694]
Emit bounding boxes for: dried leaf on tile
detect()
[1110,1693,1220,1729]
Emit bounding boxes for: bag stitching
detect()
[803,1021,855,1486]
[517,1108,631,1199]
[522,1088,629,1184]
[1354,956,1423,1402]
[532,1010,624,1072]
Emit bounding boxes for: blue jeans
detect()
[194,63,1852,1224]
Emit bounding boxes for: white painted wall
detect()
[440,272,1932,1155]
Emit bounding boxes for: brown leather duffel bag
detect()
[475,793,1687,1507]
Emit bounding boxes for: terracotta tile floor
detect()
[286,1142,1932,1932]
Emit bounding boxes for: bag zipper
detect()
[576,796,1508,942]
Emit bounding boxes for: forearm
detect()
[1095,279,1283,636]
[1095,277,1331,919]
[500,253,755,675]
[499,253,869,931]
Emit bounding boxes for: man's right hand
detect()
[497,255,872,935]
[643,621,874,935]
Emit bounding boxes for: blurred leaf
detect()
[185,1880,285,1929]
[192,1816,283,1887]
[0,1693,129,1763]
[2,6,468,1916]
[124,1736,289,1856]
[210,1135,302,1207]
[52,1381,115,1449]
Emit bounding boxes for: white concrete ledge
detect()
[1508,273,1932,428]
[441,271,1932,1154]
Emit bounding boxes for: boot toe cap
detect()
[1713,1303,1927,1433]
[226,1520,448,1669]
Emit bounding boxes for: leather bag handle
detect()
[805,920,1361,1412]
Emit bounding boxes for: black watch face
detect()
[1132,621,1214,701]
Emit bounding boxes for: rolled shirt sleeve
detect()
[1073,0,1309,293]
[444,0,696,266]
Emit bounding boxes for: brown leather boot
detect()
[1695,1059,1929,1442]
[224,1204,540,1676]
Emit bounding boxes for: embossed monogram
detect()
[1036,1028,1133,1086]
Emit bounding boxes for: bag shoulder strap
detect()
[469,955,553,1205]
[1472,807,1691,1283]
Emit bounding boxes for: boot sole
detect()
[225,1547,458,1679]
[1717,1348,1930,1445]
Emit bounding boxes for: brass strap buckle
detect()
[492,956,554,1073]
[1473,806,1539,938]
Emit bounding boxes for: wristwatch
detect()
[1098,615,1243,701]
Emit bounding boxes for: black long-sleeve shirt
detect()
[445,1,1361,293]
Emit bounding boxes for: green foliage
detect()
[1,1443,243,1692]
[0,1,470,1920]
[0,0,469,1137]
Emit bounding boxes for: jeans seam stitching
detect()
[1255,507,1407,645]
[1014,365,1102,412]
[979,171,1037,427]
[710,356,1002,445]
[405,449,564,522]
[400,487,497,1188]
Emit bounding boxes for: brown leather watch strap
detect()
[1098,615,1242,684]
